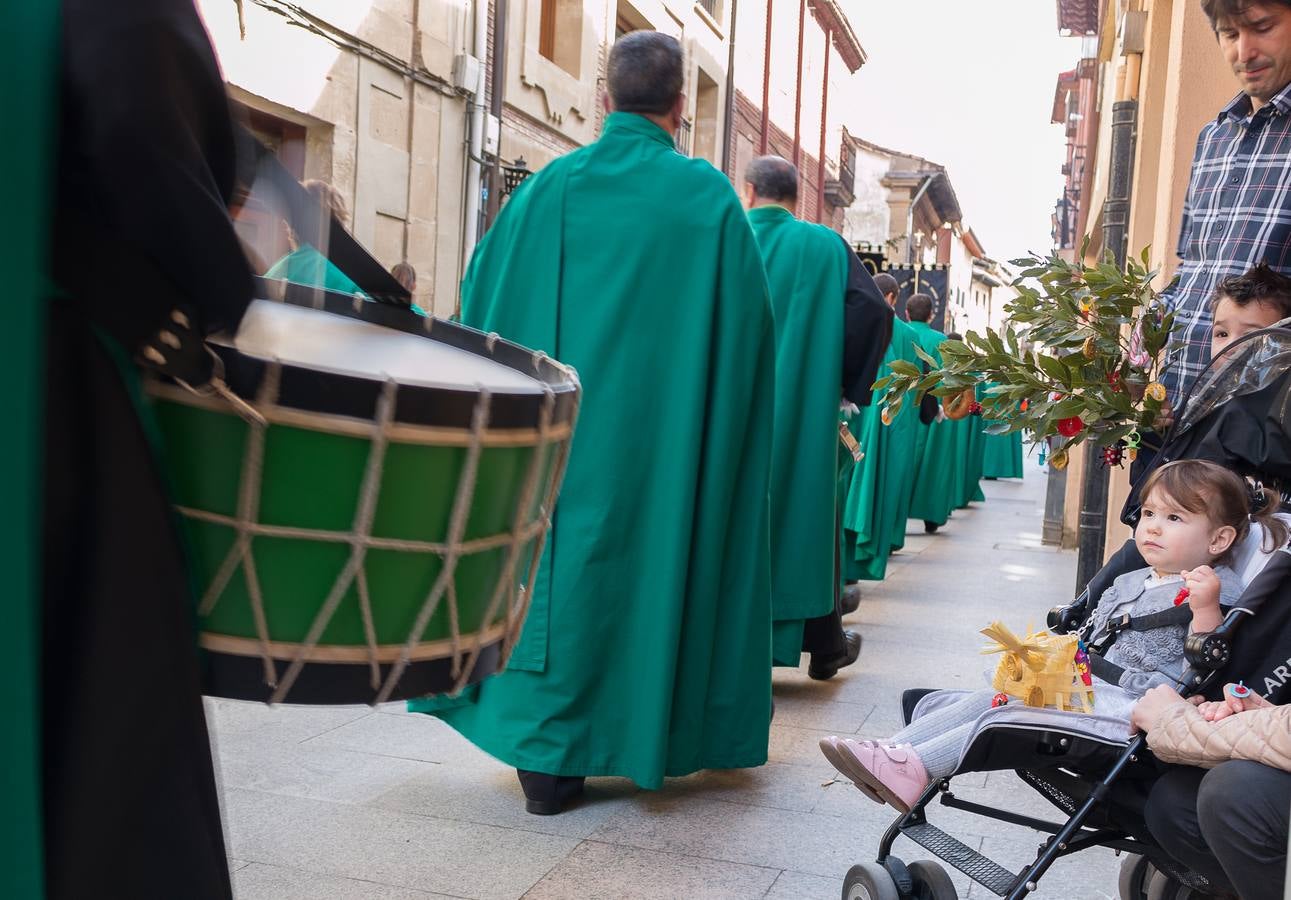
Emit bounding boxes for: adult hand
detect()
[1153,400,1175,435]
[1130,683,1187,735]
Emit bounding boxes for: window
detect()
[230,102,307,274]
[692,68,720,163]
[538,0,582,77]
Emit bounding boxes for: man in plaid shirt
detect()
[1163,0,1291,403]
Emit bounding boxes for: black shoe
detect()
[517,770,585,816]
[841,583,861,616]
[808,631,862,681]
[924,521,941,534]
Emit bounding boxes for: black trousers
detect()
[41,305,231,899]
[802,502,848,660]
[1144,761,1290,900]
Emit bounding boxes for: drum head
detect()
[225,299,547,394]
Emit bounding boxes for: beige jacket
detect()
[1147,703,1291,770]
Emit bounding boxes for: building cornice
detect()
[808,0,866,73]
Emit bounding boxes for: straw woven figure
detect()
[980,622,1095,712]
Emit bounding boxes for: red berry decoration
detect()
[1107,370,1124,393]
[1057,416,1084,437]
[969,401,983,416]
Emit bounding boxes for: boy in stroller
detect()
[829,323,1291,900]
[820,460,1279,815]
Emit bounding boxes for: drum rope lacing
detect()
[188,353,579,703]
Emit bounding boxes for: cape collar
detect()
[747,205,796,224]
[602,112,676,149]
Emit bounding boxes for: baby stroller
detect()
[842,325,1291,900]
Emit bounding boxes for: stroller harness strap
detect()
[1086,604,1194,655]
[1087,651,1126,685]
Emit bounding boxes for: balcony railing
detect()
[697,0,718,18]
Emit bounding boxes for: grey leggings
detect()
[890,689,1001,779]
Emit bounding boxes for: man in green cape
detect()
[981,381,1025,479]
[907,295,961,532]
[841,275,922,581]
[409,32,776,814]
[742,157,892,678]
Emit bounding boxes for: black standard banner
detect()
[888,264,950,332]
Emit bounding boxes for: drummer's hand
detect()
[1130,684,1186,735]
[137,306,214,387]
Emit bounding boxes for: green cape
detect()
[265,245,428,316]
[841,318,920,581]
[747,206,848,666]
[907,321,959,527]
[409,113,776,788]
[982,431,1025,478]
[3,3,54,894]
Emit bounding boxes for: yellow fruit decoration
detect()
[1146,382,1167,402]
[880,406,893,426]
[1083,336,1096,359]
[1051,450,1069,470]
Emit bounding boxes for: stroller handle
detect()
[1047,588,1091,635]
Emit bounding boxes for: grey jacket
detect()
[1087,565,1245,696]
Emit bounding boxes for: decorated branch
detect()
[875,247,1176,470]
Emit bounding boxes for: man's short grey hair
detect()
[873,273,899,298]
[745,155,799,203]
[607,32,684,116]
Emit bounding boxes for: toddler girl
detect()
[820,459,1286,812]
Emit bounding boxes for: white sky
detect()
[837,0,1083,264]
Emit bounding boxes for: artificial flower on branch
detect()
[875,245,1177,469]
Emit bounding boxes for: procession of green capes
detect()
[409,112,777,789]
[841,317,922,581]
[747,205,891,666]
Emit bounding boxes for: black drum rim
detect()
[161,276,580,433]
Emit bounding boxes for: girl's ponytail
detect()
[1249,480,1289,552]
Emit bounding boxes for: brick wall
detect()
[726,90,844,231]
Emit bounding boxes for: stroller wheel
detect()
[1145,870,1208,900]
[1118,854,1152,900]
[907,860,959,899]
[842,863,900,900]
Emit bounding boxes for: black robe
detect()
[43,1,252,897]
[802,238,894,659]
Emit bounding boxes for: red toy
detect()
[991,692,1010,708]
[1173,587,1190,607]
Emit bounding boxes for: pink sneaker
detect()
[819,736,883,804]
[837,741,930,813]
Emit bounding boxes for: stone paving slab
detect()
[520,841,781,899]
[212,467,1124,898]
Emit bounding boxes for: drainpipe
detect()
[484,0,509,229]
[461,0,488,282]
[792,0,806,170]
[759,0,773,152]
[720,0,739,175]
[906,172,937,264]
[816,25,829,224]
[1074,97,1138,592]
